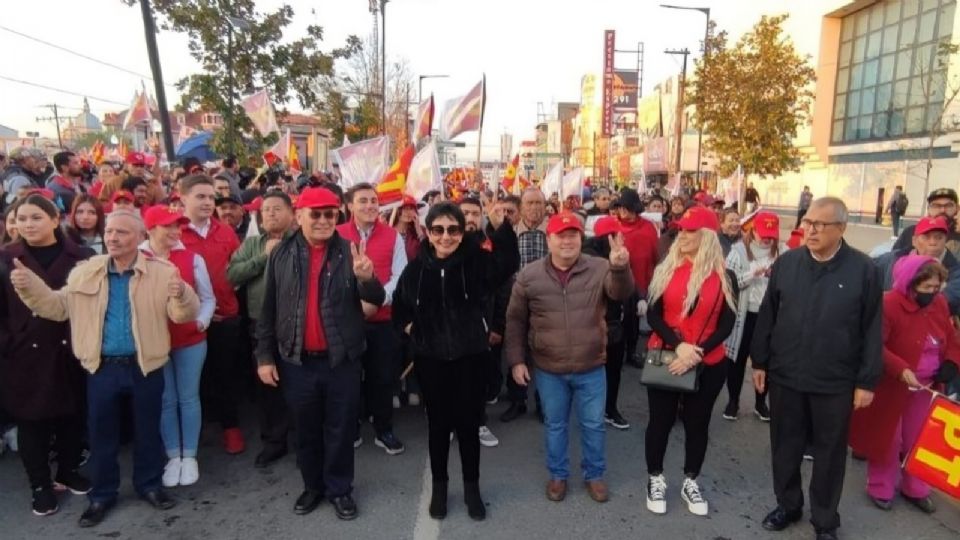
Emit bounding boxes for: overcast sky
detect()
[0,0,834,159]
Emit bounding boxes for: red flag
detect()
[413,94,435,142]
[263,130,289,167]
[287,130,302,173]
[123,90,153,131]
[91,140,105,165]
[500,154,520,192]
[376,145,416,204]
[903,395,960,499]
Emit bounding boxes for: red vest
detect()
[181,219,240,318]
[648,261,726,365]
[337,220,397,322]
[167,249,206,349]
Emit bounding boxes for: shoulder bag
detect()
[640,289,721,393]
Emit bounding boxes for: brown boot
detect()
[585,480,609,503]
[546,479,567,502]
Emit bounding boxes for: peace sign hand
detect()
[608,232,629,268]
[487,204,505,230]
[351,241,375,281]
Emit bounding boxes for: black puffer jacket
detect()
[392,222,519,361]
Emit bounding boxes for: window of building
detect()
[832,0,956,143]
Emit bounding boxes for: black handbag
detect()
[640,291,721,393]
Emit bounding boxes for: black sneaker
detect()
[722,402,738,421]
[754,402,771,422]
[54,470,92,495]
[374,432,405,455]
[32,486,59,516]
[604,411,630,430]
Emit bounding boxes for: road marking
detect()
[412,454,439,540]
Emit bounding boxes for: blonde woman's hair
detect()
[648,229,736,315]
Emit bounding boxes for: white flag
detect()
[438,77,485,141]
[241,90,280,137]
[540,161,564,198]
[561,167,586,199]
[331,136,390,189]
[405,139,442,201]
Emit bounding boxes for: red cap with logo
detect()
[676,206,720,232]
[401,194,419,208]
[144,205,189,230]
[125,152,147,166]
[593,216,623,238]
[915,216,950,236]
[295,187,340,209]
[753,212,781,240]
[546,212,584,235]
[111,190,135,203]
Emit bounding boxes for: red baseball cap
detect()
[144,205,189,230]
[111,190,135,203]
[753,212,780,240]
[593,216,623,238]
[295,187,340,209]
[401,194,419,208]
[24,188,57,201]
[915,216,949,236]
[125,152,147,166]
[546,212,584,235]
[676,206,720,232]
[243,196,263,213]
[787,228,804,250]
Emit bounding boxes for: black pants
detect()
[796,208,808,229]
[486,343,504,402]
[645,360,727,477]
[623,293,641,363]
[278,354,362,497]
[249,320,290,451]
[605,339,626,415]
[769,383,853,531]
[725,312,767,409]
[16,415,83,490]
[361,322,400,435]
[416,353,485,483]
[203,317,244,429]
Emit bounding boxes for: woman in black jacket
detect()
[392,201,519,522]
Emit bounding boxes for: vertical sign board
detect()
[613,70,640,131]
[602,30,616,137]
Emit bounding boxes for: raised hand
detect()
[167,270,185,299]
[608,232,629,268]
[10,258,31,289]
[351,241,374,281]
[488,204,505,230]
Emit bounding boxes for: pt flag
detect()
[376,145,416,205]
[540,161,564,198]
[439,76,485,141]
[413,94,435,142]
[122,89,153,131]
[90,140,105,165]
[904,395,960,500]
[263,130,289,167]
[405,139,443,202]
[331,136,390,189]
[241,90,280,137]
[287,129,302,173]
[501,154,520,192]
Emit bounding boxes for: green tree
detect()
[688,14,816,177]
[129,0,355,159]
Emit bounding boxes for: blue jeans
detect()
[161,341,207,458]
[87,359,165,504]
[534,366,607,481]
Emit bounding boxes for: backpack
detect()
[895,193,909,215]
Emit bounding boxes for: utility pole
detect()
[139,0,176,164]
[665,48,689,179]
[36,104,63,148]
[381,0,389,136]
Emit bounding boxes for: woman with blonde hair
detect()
[643,206,737,517]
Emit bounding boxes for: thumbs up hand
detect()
[10,258,31,290]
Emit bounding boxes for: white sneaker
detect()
[392,396,401,409]
[408,393,421,406]
[3,427,18,452]
[162,457,182,488]
[180,457,199,486]
[646,474,667,514]
[478,426,499,447]
[681,477,708,516]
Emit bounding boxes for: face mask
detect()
[915,291,937,308]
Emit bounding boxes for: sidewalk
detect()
[767,207,897,253]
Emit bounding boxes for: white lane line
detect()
[412,454,440,540]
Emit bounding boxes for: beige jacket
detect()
[13,254,199,375]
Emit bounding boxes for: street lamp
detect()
[661,4,710,188]
[225,15,251,155]
[418,74,449,103]
[380,0,389,136]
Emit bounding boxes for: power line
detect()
[0,24,178,88]
[0,75,128,106]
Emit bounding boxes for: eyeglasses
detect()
[428,225,463,237]
[307,209,338,221]
[929,201,957,212]
[800,219,843,232]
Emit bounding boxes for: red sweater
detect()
[618,217,659,293]
[337,220,398,322]
[304,243,328,352]
[181,219,240,318]
[648,261,727,365]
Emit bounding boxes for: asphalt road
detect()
[1,224,957,540]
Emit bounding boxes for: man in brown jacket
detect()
[505,212,634,504]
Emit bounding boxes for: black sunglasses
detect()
[307,209,338,220]
[428,225,463,237]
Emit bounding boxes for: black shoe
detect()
[429,481,448,519]
[374,432,405,455]
[754,402,771,422]
[294,490,323,515]
[464,482,486,521]
[141,490,176,510]
[604,411,630,430]
[54,469,91,495]
[816,528,839,540]
[31,486,59,516]
[499,402,527,423]
[761,506,803,531]
[78,501,113,527]
[722,402,738,421]
[254,446,288,468]
[331,495,358,520]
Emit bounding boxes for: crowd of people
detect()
[0,144,959,540]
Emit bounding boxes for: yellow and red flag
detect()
[501,154,520,192]
[91,140,105,165]
[904,394,960,499]
[122,89,153,131]
[288,130,302,174]
[118,139,128,161]
[413,94,435,142]
[376,145,416,205]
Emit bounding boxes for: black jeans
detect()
[416,353,485,483]
[249,320,290,451]
[16,415,83,490]
[203,317,244,429]
[361,322,401,435]
[604,339,626,415]
[725,312,767,410]
[769,383,853,531]
[645,360,728,478]
[486,343,504,402]
[278,354,362,497]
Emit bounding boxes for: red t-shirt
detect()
[303,243,328,352]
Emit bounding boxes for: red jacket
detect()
[181,219,241,318]
[647,262,727,365]
[849,291,960,460]
[618,216,659,293]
